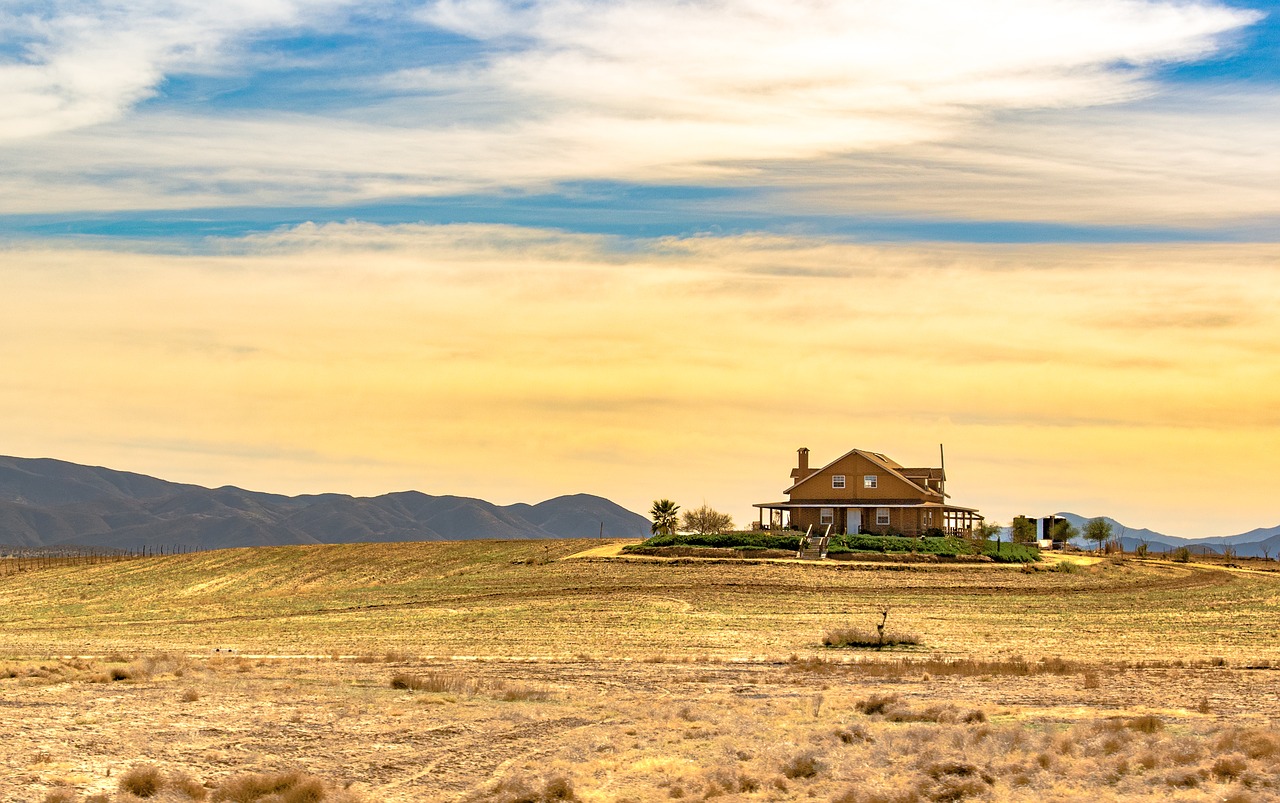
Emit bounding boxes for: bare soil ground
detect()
[2,540,1278,802]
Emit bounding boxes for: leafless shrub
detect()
[919,760,994,802]
[781,751,824,779]
[1216,728,1280,759]
[1126,715,1164,734]
[835,725,873,744]
[701,766,759,795]
[855,694,901,716]
[1162,767,1203,788]
[180,688,201,703]
[1212,753,1249,780]
[43,787,77,803]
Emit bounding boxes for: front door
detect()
[846,509,861,535]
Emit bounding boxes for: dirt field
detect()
[2,540,1279,801]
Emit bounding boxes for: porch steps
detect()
[798,536,829,561]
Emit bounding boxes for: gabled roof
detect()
[898,467,946,481]
[783,448,941,498]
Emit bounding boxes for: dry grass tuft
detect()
[389,671,473,694]
[788,654,1085,680]
[493,681,553,702]
[119,764,164,797]
[823,627,920,649]
[468,773,577,802]
[211,770,355,802]
[43,788,77,803]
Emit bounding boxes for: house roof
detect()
[783,448,942,498]
[898,467,946,481]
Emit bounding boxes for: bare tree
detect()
[680,505,734,535]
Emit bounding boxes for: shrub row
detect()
[632,532,802,551]
[630,532,1038,562]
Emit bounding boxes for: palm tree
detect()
[650,499,680,536]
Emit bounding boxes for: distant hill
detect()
[0,455,650,551]
[1056,512,1280,558]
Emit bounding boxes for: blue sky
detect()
[1,0,1277,245]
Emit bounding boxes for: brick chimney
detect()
[791,447,810,479]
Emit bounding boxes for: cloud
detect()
[407,0,1258,154]
[0,0,349,141]
[0,0,1270,227]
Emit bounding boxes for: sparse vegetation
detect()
[679,504,734,535]
[824,608,921,649]
[389,671,552,702]
[2,539,1280,802]
[212,770,357,802]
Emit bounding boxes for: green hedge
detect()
[634,532,802,551]
[630,532,1038,563]
[828,535,974,557]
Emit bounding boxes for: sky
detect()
[2,0,1279,537]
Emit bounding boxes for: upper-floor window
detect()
[832,475,846,489]
[864,475,878,488]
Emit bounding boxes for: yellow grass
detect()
[2,540,1279,801]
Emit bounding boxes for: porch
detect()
[754,501,983,538]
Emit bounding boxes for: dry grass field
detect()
[2,540,1279,802]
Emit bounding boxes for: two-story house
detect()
[754,447,983,537]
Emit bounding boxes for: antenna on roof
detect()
[939,443,945,472]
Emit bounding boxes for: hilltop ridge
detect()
[0,455,649,551]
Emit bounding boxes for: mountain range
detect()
[0,455,650,551]
[1054,512,1280,558]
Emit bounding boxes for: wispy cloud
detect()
[0,0,1268,228]
[0,1,357,141]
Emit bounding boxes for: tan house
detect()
[755,447,983,537]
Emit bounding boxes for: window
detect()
[832,475,846,489]
[923,510,933,525]
[820,508,834,525]
[876,508,891,526]
[864,475,878,489]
